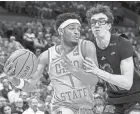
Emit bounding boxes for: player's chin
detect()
[72,39,79,43]
[71,41,78,46]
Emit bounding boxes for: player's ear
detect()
[108,23,111,30]
[58,28,64,36]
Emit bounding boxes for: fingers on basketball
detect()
[7,67,15,76]
[4,62,15,75]
[4,49,38,79]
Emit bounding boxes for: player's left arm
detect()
[85,39,134,90]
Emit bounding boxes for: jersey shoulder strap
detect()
[78,39,85,60]
[47,46,54,73]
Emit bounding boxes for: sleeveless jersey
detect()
[94,34,140,104]
[48,39,94,109]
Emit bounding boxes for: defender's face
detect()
[90,13,111,38]
[62,23,81,45]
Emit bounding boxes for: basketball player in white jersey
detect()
[5,13,99,114]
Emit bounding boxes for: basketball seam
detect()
[13,52,27,63]
[26,54,34,79]
[31,54,34,78]
[17,53,30,78]
[14,61,18,78]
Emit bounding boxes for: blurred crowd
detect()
[0,1,140,114]
[3,1,125,23]
[4,1,95,21]
[121,1,140,15]
[0,78,53,114]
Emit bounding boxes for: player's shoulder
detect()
[118,35,132,48]
[80,39,96,57]
[38,45,56,63]
[81,39,96,48]
[38,50,49,63]
[111,34,132,47]
[118,35,130,43]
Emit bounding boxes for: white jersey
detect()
[48,39,94,109]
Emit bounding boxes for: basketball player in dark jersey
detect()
[84,4,140,114]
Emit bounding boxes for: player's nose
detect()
[74,29,80,34]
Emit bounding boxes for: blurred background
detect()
[0,1,140,114]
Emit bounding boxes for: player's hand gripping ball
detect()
[4,49,38,80]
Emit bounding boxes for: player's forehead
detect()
[91,13,108,21]
[66,23,81,28]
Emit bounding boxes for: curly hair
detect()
[86,4,114,24]
[55,12,82,31]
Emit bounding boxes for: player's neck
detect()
[59,40,76,54]
[96,31,111,49]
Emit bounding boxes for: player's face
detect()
[62,23,81,46]
[90,13,111,39]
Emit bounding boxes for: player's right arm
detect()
[28,50,49,87]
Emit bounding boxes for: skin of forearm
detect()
[70,66,131,90]
[95,68,132,90]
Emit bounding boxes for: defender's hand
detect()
[83,57,99,75]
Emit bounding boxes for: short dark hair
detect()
[86,4,114,24]
[55,13,82,30]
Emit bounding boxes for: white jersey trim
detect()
[78,39,85,62]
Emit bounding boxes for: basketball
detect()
[4,49,38,79]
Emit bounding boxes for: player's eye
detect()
[98,20,107,25]
[69,27,75,30]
